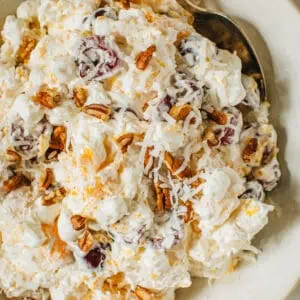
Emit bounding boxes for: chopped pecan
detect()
[16,35,37,64]
[134,286,160,300]
[242,138,258,163]
[184,200,193,223]
[135,45,156,71]
[190,219,201,233]
[49,126,67,151]
[169,104,192,121]
[40,168,54,190]
[155,183,172,211]
[73,86,88,108]
[203,128,219,147]
[191,177,205,189]
[28,17,40,30]
[2,174,30,192]
[45,148,59,161]
[33,84,61,109]
[120,0,130,9]
[78,230,94,252]
[210,110,227,125]
[82,104,111,121]
[42,187,66,206]
[102,272,129,295]
[6,149,22,164]
[164,152,192,180]
[116,133,134,153]
[174,31,191,47]
[70,215,86,231]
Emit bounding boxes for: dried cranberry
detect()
[11,116,52,159]
[157,94,176,114]
[84,243,110,268]
[76,35,122,81]
[220,127,235,145]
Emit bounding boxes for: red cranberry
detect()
[76,35,122,81]
[84,243,110,268]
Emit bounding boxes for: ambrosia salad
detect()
[0,0,281,299]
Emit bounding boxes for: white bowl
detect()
[0,0,299,299]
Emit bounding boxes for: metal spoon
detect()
[179,0,267,101]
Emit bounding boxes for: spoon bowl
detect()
[179,0,267,101]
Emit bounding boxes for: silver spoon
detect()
[179,0,267,101]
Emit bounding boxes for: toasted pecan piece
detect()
[154,182,172,212]
[73,86,88,108]
[78,230,94,252]
[70,215,86,231]
[33,84,62,109]
[82,104,111,121]
[120,0,130,9]
[135,45,156,71]
[49,126,67,151]
[6,149,22,164]
[40,168,54,190]
[42,187,66,206]
[191,219,201,233]
[116,133,134,153]
[2,174,30,192]
[134,286,161,300]
[16,35,37,64]
[210,110,228,125]
[169,104,192,121]
[164,152,192,180]
[242,138,258,163]
[184,200,193,223]
[202,128,219,147]
[174,31,191,47]
[102,272,129,295]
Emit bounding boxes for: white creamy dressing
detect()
[0,0,280,299]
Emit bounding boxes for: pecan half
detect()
[42,187,66,206]
[73,86,88,108]
[164,152,192,180]
[40,168,54,190]
[169,104,192,121]
[242,138,258,163]
[116,133,134,153]
[70,215,86,231]
[16,35,37,64]
[155,183,172,211]
[78,230,94,252]
[6,149,22,164]
[82,104,111,121]
[2,174,30,192]
[49,126,67,151]
[135,45,156,71]
[210,110,227,125]
[34,84,62,109]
